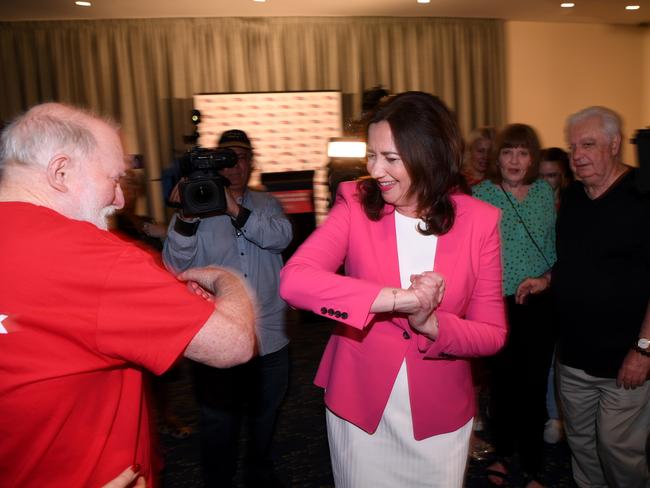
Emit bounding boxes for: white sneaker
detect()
[543,419,564,444]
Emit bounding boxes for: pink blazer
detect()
[279,182,507,440]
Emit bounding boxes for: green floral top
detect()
[472,179,556,296]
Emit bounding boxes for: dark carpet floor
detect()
[158,311,576,488]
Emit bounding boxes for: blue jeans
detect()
[546,350,560,420]
[193,344,290,487]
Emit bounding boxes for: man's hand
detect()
[167,179,185,206]
[616,349,650,389]
[168,178,199,223]
[178,265,249,301]
[223,187,241,219]
[180,266,257,368]
[515,276,550,304]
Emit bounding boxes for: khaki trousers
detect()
[558,363,650,488]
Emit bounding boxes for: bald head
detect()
[0,103,126,229]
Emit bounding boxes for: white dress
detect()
[326,211,472,487]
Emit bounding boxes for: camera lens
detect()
[180,179,227,216]
[189,182,216,205]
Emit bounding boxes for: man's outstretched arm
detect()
[181,266,256,368]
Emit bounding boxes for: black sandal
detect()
[485,459,509,487]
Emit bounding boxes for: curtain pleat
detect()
[0,17,505,221]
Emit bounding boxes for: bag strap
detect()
[499,184,552,269]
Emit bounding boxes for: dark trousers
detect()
[488,294,556,479]
[193,345,290,488]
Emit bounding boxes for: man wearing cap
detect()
[164,129,292,487]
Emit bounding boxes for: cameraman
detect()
[163,129,293,488]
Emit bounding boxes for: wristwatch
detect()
[633,338,650,357]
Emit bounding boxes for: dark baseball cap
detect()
[218,129,252,150]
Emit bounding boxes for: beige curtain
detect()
[0,17,505,221]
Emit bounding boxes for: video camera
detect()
[178,146,237,216]
[177,110,238,216]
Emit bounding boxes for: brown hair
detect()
[486,123,541,185]
[358,91,463,236]
[540,146,573,191]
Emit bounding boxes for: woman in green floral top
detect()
[472,124,556,488]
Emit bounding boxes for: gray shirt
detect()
[163,189,293,355]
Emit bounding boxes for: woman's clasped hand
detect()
[406,271,445,338]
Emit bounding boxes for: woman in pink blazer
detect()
[280,92,507,487]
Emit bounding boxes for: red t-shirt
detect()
[0,202,214,487]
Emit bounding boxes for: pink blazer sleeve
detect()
[279,184,384,330]
[416,207,507,359]
[281,183,507,359]
[281,183,506,438]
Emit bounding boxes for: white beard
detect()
[94,205,119,230]
[75,204,117,230]
[76,186,119,230]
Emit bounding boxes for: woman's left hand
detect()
[407,272,445,338]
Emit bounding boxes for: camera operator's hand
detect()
[168,179,183,206]
[169,178,199,222]
[224,187,242,220]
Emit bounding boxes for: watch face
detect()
[638,338,650,349]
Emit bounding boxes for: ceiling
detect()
[0,0,648,25]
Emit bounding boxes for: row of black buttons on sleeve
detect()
[317,307,454,359]
[320,307,348,320]
[438,352,456,360]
